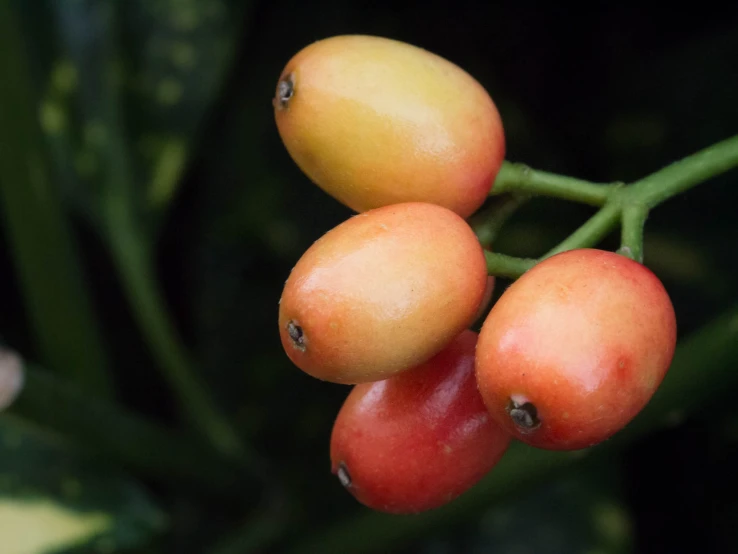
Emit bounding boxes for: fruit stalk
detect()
[471,194,530,249]
[624,133,738,208]
[491,161,617,206]
[481,134,738,277]
[543,202,621,258]
[483,251,536,278]
[619,203,649,263]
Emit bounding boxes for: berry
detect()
[274,35,505,218]
[475,248,677,450]
[330,330,511,513]
[279,202,488,384]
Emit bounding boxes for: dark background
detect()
[1,1,738,553]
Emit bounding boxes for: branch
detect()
[619,204,649,263]
[484,251,536,278]
[483,135,738,274]
[491,162,617,206]
[543,203,621,259]
[625,134,738,208]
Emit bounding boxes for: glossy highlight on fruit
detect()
[475,248,677,451]
[274,35,505,218]
[330,330,511,513]
[278,202,488,384]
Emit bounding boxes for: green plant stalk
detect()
[483,134,738,277]
[471,194,529,249]
[619,204,649,263]
[286,304,738,554]
[492,161,616,206]
[7,364,261,498]
[624,134,738,208]
[493,134,738,208]
[0,2,112,396]
[543,203,622,259]
[484,251,536,278]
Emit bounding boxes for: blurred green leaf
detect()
[28,0,250,232]
[120,0,244,215]
[8,366,261,499]
[12,0,256,454]
[0,0,112,395]
[0,415,166,553]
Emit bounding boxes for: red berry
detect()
[475,248,677,450]
[330,330,511,513]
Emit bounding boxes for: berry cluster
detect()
[274,35,677,514]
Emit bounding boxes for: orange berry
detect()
[274,35,505,218]
[279,202,488,383]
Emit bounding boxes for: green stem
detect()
[286,304,738,554]
[484,135,738,277]
[484,251,536,279]
[7,363,261,498]
[492,162,617,206]
[0,1,112,396]
[625,134,738,208]
[471,194,529,249]
[619,203,649,263]
[543,202,621,259]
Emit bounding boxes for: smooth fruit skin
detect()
[274,35,505,219]
[279,202,488,384]
[475,249,677,451]
[330,330,511,514]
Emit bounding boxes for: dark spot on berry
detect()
[275,74,295,109]
[507,399,541,432]
[287,320,306,351]
[337,462,352,488]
